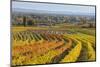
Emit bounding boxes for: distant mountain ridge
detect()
[12,8,95,17]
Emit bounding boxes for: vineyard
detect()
[12,27,96,66]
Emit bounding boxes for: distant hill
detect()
[12,8,95,17]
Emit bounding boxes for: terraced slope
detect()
[12,29,96,66]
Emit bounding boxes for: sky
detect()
[12,1,95,16]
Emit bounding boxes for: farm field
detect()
[12,1,96,66]
[12,27,96,66]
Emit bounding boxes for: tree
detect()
[27,20,33,26]
[23,16,27,27]
[79,17,87,24]
[89,23,93,28]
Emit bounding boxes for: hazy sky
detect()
[12,1,95,15]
